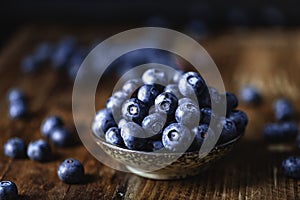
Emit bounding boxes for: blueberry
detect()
[122,79,143,96]
[27,139,51,162]
[21,55,38,73]
[8,100,27,119]
[121,98,148,124]
[118,118,128,129]
[200,107,213,125]
[151,140,164,151]
[33,42,53,64]
[67,49,87,80]
[0,181,18,200]
[189,124,214,151]
[57,158,85,184]
[239,86,261,105]
[227,110,248,133]
[106,92,128,122]
[49,127,74,147]
[121,122,147,150]
[162,123,193,152]
[196,86,211,108]
[225,92,238,112]
[154,92,178,117]
[137,84,164,105]
[273,98,294,121]
[282,156,300,179]
[142,112,167,137]
[164,84,182,99]
[105,127,124,147]
[217,118,238,144]
[175,102,200,129]
[40,115,64,138]
[172,70,183,84]
[142,68,168,85]
[263,121,298,143]
[178,71,206,100]
[7,88,25,102]
[178,97,198,106]
[4,137,26,159]
[51,37,77,69]
[92,109,117,139]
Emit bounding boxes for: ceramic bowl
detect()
[92,131,242,180]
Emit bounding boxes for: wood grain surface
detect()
[0,25,300,200]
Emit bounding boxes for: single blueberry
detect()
[4,137,26,159]
[162,123,193,152]
[282,156,300,179]
[27,139,51,162]
[239,85,261,105]
[142,112,167,138]
[225,92,239,112]
[21,55,38,73]
[142,68,168,85]
[8,100,27,119]
[217,118,238,144]
[178,71,206,99]
[49,127,74,147]
[154,92,178,117]
[33,42,53,64]
[263,121,298,143]
[121,98,148,124]
[7,88,25,103]
[151,140,164,151]
[227,110,248,133]
[0,181,18,200]
[57,158,85,184]
[92,110,117,139]
[137,84,164,106]
[175,102,200,129]
[105,127,124,147]
[120,122,147,150]
[273,98,294,121]
[40,115,64,138]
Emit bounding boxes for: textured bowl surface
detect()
[93,132,242,180]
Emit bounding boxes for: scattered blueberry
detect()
[239,85,261,105]
[49,127,74,147]
[105,127,124,147]
[4,137,26,159]
[33,42,53,64]
[7,88,25,102]
[175,102,200,128]
[137,84,164,105]
[263,121,298,143]
[162,123,193,152]
[27,139,51,162]
[57,158,85,184]
[21,55,38,73]
[92,109,117,138]
[273,98,294,121]
[282,156,300,179]
[0,181,18,200]
[40,115,64,138]
[121,122,147,150]
[121,98,148,124]
[8,100,27,119]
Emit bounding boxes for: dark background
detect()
[1,0,300,47]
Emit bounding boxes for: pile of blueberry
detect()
[93,69,248,152]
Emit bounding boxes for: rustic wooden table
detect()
[0,25,300,200]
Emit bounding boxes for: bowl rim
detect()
[93,130,243,156]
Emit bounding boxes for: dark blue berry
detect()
[273,98,294,121]
[67,48,87,80]
[263,122,298,143]
[239,86,261,105]
[4,137,26,159]
[21,55,38,73]
[27,139,51,162]
[0,181,18,200]
[105,127,124,147]
[142,112,167,138]
[8,100,27,119]
[217,118,238,144]
[121,122,147,150]
[57,158,85,184]
[227,110,248,133]
[282,156,300,179]
[106,92,128,122]
[175,102,200,129]
[137,84,164,106]
[178,71,206,99]
[162,123,193,152]
[33,42,53,64]
[49,127,74,147]
[200,107,212,124]
[142,68,168,85]
[121,98,148,124]
[164,84,182,99]
[155,92,178,117]
[92,109,117,138]
[189,124,214,151]
[225,92,239,112]
[40,115,64,138]
[7,88,25,102]
[151,140,164,151]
